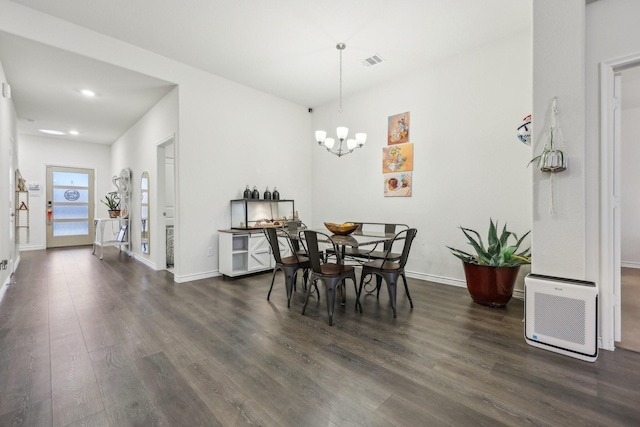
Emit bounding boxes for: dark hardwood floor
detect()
[1,247,640,426]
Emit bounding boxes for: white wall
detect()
[110,87,177,269]
[621,105,640,266]
[532,0,586,280]
[310,31,533,290]
[0,2,314,282]
[0,59,18,300]
[17,134,112,250]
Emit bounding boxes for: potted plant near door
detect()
[101,192,121,218]
[447,219,531,307]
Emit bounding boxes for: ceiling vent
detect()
[361,54,384,67]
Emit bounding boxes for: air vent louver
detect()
[361,54,384,67]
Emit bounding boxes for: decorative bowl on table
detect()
[324,222,358,235]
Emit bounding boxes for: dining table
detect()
[283,227,400,299]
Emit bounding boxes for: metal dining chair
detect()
[356,228,417,318]
[264,227,310,308]
[299,229,358,326]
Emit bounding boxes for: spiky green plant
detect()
[447,219,531,266]
[100,192,120,210]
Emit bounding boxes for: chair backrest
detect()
[300,229,341,274]
[349,222,409,252]
[300,230,323,273]
[264,227,283,264]
[385,228,417,268]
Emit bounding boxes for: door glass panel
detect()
[52,171,89,187]
[53,188,89,203]
[53,205,89,220]
[53,221,89,236]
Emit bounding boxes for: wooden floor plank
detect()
[2,246,640,427]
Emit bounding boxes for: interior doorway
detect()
[46,165,95,248]
[156,135,175,271]
[619,65,640,352]
[601,54,640,352]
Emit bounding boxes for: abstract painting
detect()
[384,172,412,197]
[387,111,410,145]
[382,143,413,173]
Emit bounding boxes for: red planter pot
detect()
[462,262,520,307]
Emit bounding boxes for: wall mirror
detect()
[141,172,150,254]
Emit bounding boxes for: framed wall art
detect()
[384,172,412,197]
[382,143,413,173]
[387,111,410,145]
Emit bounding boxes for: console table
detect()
[93,218,130,259]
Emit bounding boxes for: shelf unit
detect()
[219,229,290,277]
[15,190,30,243]
[92,218,129,259]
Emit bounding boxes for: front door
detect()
[46,166,95,248]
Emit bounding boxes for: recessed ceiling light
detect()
[69,130,79,136]
[81,89,96,97]
[38,129,65,136]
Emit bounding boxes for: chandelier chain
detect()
[339,47,343,114]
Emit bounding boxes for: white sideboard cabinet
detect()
[218,229,290,277]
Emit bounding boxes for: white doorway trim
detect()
[156,134,176,276]
[600,52,640,351]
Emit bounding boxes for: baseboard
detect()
[406,270,466,288]
[0,275,10,305]
[174,270,221,283]
[513,289,524,300]
[621,261,640,269]
[19,244,45,251]
[133,253,157,270]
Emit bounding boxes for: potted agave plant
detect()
[448,219,531,307]
[101,192,121,218]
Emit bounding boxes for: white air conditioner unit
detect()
[524,274,598,362]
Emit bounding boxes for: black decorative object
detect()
[264,186,272,200]
[251,186,260,199]
[272,187,280,200]
[243,185,251,199]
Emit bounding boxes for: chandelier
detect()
[315,43,367,157]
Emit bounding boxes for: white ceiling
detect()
[2,0,532,145]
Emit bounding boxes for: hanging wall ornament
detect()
[530,97,567,214]
[517,114,532,145]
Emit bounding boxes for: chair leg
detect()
[357,274,365,313]
[325,282,338,326]
[401,272,413,308]
[386,279,397,318]
[267,268,278,301]
[285,272,294,308]
[302,277,316,315]
[376,275,383,299]
[353,279,360,312]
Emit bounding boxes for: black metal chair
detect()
[300,230,358,326]
[357,228,417,318]
[264,227,310,308]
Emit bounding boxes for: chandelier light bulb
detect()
[324,138,336,149]
[315,130,327,144]
[346,139,357,150]
[336,127,348,140]
[356,133,367,147]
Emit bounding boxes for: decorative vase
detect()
[108,210,120,218]
[243,185,251,199]
[272,187,280,200]
[251,186,260,199]
[462,262,520,307]
[264,186,272,200]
